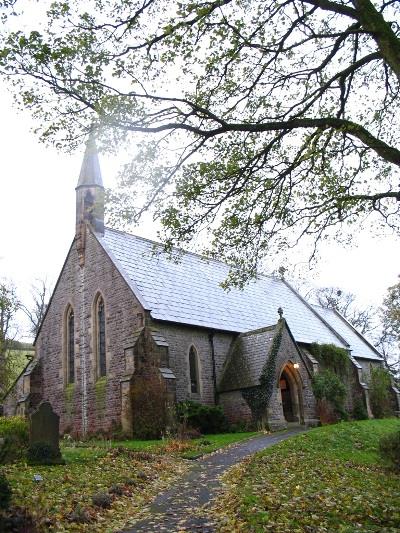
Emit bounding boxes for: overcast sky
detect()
[1,76,399,341]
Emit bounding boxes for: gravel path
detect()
[124,427,306,532]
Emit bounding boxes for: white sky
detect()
[0,75,399,341]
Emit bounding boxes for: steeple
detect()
[75,132,105,246]
[76,130,103,189]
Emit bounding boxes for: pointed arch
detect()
[64,304,75,384]
[93,292,107,378]
[277,361,305,424]
[189,345,200,394]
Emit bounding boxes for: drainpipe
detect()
[208,331,218,405]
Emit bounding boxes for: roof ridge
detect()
[282,280,349,349]
[316,304,383,359]
[104,226,278,280]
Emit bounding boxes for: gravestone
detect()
[29,401,63,464]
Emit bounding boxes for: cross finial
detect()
[278,307,283,318]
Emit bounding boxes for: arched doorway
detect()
[279,364,304,424]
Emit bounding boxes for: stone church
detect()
[3,138,399,436]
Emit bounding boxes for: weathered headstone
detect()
[29,401,63,464]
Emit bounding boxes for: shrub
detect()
[0,471,12,510]
[27,441,64,465]
[369,366,392,418]
[312,370,348,422]
[379,430,400,471]
[92,492,112,509]
[0,416,29,463]
[352,398,369,420]
[176,401,229,434]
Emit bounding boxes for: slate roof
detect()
[311,305,382,361]
[96,228,380,358]
[219,326,277,391]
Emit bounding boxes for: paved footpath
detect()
[124,427,306,533]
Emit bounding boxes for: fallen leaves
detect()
[4,447,189,532]
[210,419,400,532]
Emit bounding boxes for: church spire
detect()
[75,132,105,248]
[76,130,103,189]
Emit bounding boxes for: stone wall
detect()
[266,325,317,430]
[35,228,144,436]
[356,358,400,415]
[154,322,235,405]
[219,390,253,425]
[217,323,318,430]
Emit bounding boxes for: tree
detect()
[307,283,399,377]
[1,0,399,284]
[0,281,20,395]
[20,278,51,338]
[312,286,376,336]
[378,278,400,378]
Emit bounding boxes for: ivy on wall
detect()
[308,343,349,377]
[369,366,392,418]
[309,343,351,421]
[241,320,284,424]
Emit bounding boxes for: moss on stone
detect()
[64,383,75,417]
[95,376,107,415]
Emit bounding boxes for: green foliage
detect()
[27,441,64,465]
[6,340,33,351]
[369,366,392,418]
[4,350,34,392]
[1,2,399,285]
[242,322,283,425]
[382,281,400,340]
[213,420,400,532]
[0,282,21,394]
[0,416,28,442]
[309,343,349,376]
[0,416,29,463]
[312,370,347,420]
[379,430,400,471]
[352,398,368,420]
[175,401,229,434]
[0,470,11,510]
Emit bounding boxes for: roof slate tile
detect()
[98,228,380,360]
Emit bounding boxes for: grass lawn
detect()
[63,430,260,460]
[4,446,188,532]
[211,419,400,532]
[3,431,258,532]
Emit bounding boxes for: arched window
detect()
[95,295,107,377]
[66,307,75,384]
[189,346,200,394]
